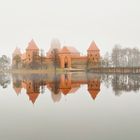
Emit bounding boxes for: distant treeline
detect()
[101,44,140,67]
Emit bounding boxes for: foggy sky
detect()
[0,0,140,57]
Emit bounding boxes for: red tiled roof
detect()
[12,47,21,57]
[61,88,71,95]
[27,92,39,104]
[60,46,80,54]
[14,87,21,95]
[88,89,100,100]
[68,84,80,93]
[26,39,39,51]
[69,87,79,93]
[88,41,100,51]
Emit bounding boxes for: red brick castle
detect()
[12,39,100,69]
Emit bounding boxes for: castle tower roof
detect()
[88,89,100,100]
[26,39,39,51]
[60,46,79,54]
[12,47,21,57]
[27,92,39,104]
[88,41,100,51]
[61,88,71,95]
[13,87,21,95]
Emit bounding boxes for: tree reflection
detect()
[0,73,10,88]
[102,74,140,95]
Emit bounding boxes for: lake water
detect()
[0,72,140,140]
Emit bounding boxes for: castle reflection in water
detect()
[12,73,100,104]
[1,73,140,104]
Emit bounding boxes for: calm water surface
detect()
[0,73,140,140]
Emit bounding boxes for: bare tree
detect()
[111,44,121,67]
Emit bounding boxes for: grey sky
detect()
[0,0,140,57]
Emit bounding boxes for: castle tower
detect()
[87,41,100,67]
[12,47,21,58]
[26,80,40,104]
[87,79,100,100]
[26,39,39,64]
[13,80,22,95]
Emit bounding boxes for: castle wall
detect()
[71,56,87,69]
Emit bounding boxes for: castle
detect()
[12,39,100,69]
